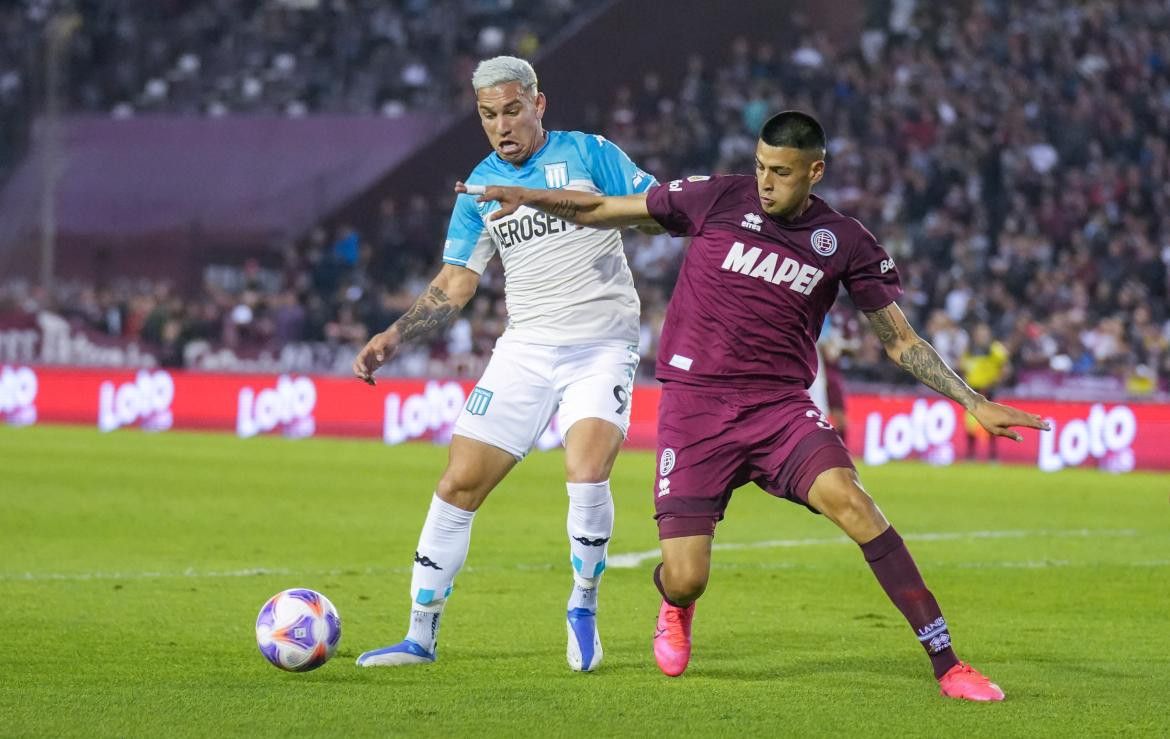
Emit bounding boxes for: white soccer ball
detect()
[255,588,341,672]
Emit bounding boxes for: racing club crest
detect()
[544,162,569,189]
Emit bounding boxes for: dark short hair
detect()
[759,111,826,154]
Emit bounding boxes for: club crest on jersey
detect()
[740,212,763,232]
[810,228,838,256]
[544,161,569,189]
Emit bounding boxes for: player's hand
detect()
[970,398,1050,442]
[455,181,525,221]
[352,330,400,386]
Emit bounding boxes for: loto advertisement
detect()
[5,366,1168,472]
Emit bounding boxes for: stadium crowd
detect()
[3,0,1169,395]
[0,0,599,173]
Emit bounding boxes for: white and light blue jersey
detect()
[443,130,656,346]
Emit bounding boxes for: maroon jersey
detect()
[646,175,902,389]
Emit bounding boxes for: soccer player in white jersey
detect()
[351,56,657,671]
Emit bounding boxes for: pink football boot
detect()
[939,662,1006,701]
[653,599,695,677]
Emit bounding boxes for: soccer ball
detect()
[255,588,341,672]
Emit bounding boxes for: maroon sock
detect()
[860,527,959,679]
[652,562,687,608]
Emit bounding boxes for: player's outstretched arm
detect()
[864,302,1050,441]
[455,182,658,229]
[352,263,479,386]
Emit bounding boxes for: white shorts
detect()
[453,335,640,460]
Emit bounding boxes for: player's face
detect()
[754,141,825,219]
[476,82,547,164]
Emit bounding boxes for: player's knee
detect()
[814,475,880,530]
[436,473,485,511]
[664,561,709,603]
[564,458,612,484]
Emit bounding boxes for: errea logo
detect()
[740,213,763,232]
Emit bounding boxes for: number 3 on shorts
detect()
[805,408,834,430]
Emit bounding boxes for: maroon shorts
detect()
[654,383,855,540]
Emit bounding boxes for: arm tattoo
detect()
[865,306,901,346]
[864,306,981,410]
[390,285,459,343]
[547,199,584,219]
[897,340,982,410]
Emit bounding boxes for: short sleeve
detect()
[442,193,497,274]
[585,134,657,196]
[645,175,726,237]
[841,223,903,311]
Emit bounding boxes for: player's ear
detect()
[809,158,825,186]
[534,91,547,120]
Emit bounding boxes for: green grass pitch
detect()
[2,424,1168,737]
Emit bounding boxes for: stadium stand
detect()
[1,0,1167,397]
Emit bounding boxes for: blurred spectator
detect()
[2,0,1169,395]
[0,0,608,178]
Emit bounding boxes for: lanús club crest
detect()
[810,228,838,256]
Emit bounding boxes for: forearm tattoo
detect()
[897,340,982,410]
[546,198,585,220]
[390,285,459,343]
[865,306,981,410]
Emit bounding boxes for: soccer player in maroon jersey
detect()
[458,111,1049,701]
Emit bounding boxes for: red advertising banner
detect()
[843,395,1168,473]
[3,365,1167,472]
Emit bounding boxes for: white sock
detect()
[567,583,599,612]
[405,493,475,651]
[405,609,442,652]
[566,480,613,612]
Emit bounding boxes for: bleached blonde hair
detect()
[471,56,538,97]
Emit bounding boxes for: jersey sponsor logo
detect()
[720,241,826,296]
[544,161,569,189]
[669,175,710,192]
[659,448,676,476]
[810,228,838,256]
[632,169,648,189]
[740,212,763,232]
[491,210,572,249]
[465,386,494,416]
[880,257,896,274]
